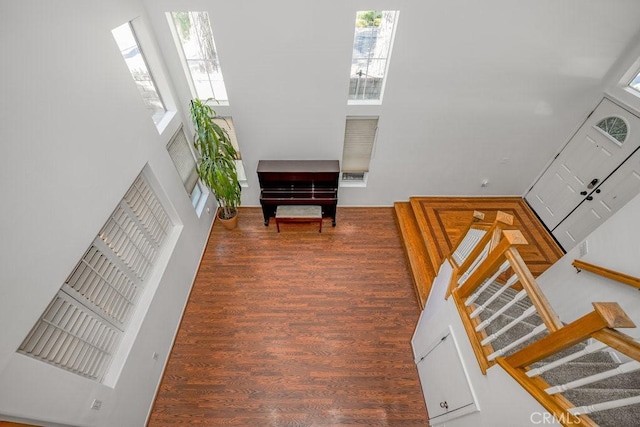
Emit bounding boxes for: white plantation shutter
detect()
[19,292,121,381]
[342,117,378,172]
[167,127,199,195]
[123,175,171,249]
[18,172,172,381]
[64,243,139,328]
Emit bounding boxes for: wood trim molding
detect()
[452,290,492,374]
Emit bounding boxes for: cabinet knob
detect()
[440,401,449,410]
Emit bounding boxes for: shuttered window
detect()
[18,173,172,381]
[342,117,378,175]
[167,127,199,195]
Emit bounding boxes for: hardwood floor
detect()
[395,197,564,309]
[410,197,564,277]
[148,207,429,426]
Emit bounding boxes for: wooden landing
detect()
[394,197,565,309]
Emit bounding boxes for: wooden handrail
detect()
[505,248,563,333]
[504,302,635,369]
[573,259,640,290]
[592,328,640,362]
[455,229,527,299]
[498,305,638,427]
[445,211,514,299]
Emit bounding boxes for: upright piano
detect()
[257,160,340,227]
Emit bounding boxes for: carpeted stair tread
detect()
[540,362,627,388]
[563,388,640,427]
[536,345,622,365]
[473,282,538,320]
[478,304,542,330]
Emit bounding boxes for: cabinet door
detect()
[416,327,478,424]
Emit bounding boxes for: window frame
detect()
[112,21,168,127]
[167,125,202,200]
[347,10,399,105]
[594,116,628,146]
[212,116,248,187]
[340,116,379,187]
[168,11,229,104]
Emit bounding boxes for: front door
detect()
[525,98,640,249]
[552,147,640,249]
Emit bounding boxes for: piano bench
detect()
[275,205,323,233]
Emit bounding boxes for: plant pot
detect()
[217,209,238,230]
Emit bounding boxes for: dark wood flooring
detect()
[148,207,428,426]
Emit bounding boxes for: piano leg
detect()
[261,206,271,226]
[332,215,336,227]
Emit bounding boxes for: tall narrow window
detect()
[112,22,167,125]
[213,117,247,184]
[348,11,398,103]
[341,117,379,184]
[169,11,228,102]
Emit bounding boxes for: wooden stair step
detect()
[394,202,437,309]
[409,197,443,270]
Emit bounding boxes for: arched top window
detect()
[595,116,628,144]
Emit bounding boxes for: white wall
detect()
[537,191,640,337]
[0,1,217,425]
[144,0,640,206]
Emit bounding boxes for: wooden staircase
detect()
[394,196,564,309]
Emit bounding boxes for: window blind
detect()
[342,117,378,172]
[167,127,199,195]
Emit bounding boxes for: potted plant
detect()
[190,98,241,229]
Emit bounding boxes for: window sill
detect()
[347,100,382,106]
[340,180,367,188]
[155,110,177,135]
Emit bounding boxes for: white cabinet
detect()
[414,326,479,425]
